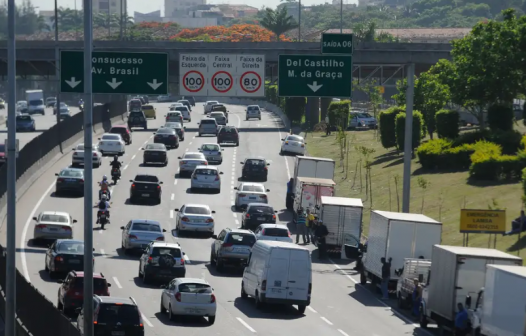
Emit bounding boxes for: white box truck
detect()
[293,156,335,185]
[468,265,526,336]
[293,177,335,214]
[360,210,442,291]
[420,245,522,332]
[25,90,45,115]
[317,196,363,259]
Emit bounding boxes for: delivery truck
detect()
[25,90,45,115]
[293,177,335,216]
[360,210,442,293]
[317,196,363,259]
[467,264,526,336]
[293,156,335,186]
[420,245,522,332]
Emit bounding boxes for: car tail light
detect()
[180,258,185,265]
[272,214,276,220]
[36,224,46,229]
[288,231,292,238]
[181,161,187,165]
[62,226,72,231]
[205,218,214,223]
[210,294,216,303]
[264,167,268,170]
[129,235,138,240]
[181,217,190,222]
[215,175,219,181]
[222,243,233,248]
[93,153,97,157]
[57,178,64,183]
[260,195,267,199]
[131,184,135,188]
[157,185,161,189]
[148,256,153,264]
[55,256,63,262]
[238,194,246,197]
[175,292,181,302]
[246,214,250,219]
[203,161,208,165]
[261,280,267,291]
[156,237,164,241]
[80,179,84,183]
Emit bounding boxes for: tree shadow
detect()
[383,158,405,168]
[466,177,519,188]
[371,152,401,166]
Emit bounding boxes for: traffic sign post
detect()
[179,54,265,97]
[278,55,352,98]
[60,51,169,95]
[321,33,354,55]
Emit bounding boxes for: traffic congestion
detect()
[14,99,426,336]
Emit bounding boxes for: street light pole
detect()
[298,0,301,41]
[55,0,61,132]
[340,0,343,33]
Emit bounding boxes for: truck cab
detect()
[396,258,431,309]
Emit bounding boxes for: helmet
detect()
[101,195,107,201]
[113,155,118,161]
[103,175,107,180]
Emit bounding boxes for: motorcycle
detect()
[111,167,121,184]
[98,210,109,230]
[79,103,84,112]
[98,186,109,201]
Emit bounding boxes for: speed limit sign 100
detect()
[211,71,233,93]
[240,71,262,93]
[182,71,204,93]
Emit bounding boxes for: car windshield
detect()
[169,112,182,116]
[57,241,84,252]
[195,168,218,176]
[248,106,259,110]
[226,233,256,246]
[96,304,141,325]
[145,144,165,150]
[102,135,120,141]
[178,283,212,294]
[130,100,141,106]
[131,223,161,232]
[207,101,218,105]
[202,145,219,151]
[143,106,153,110]
[16,116,32,121]
[184,206,211,215]
[59,169,83,178]
[248,206,273,214]
[220,127,236,133]
[175,107,188,111]
[210,113,224,118]
[29,99,43,106]
[71,277,107,290]
[157,128,174,134]
[262,227,289,237]
[134,175,159,183]
[109,127,126,133]
[286,135,303,142]
[40,214,68,223]
[241,185,265,192]
[151,247,181,258]
[201,119,216,124]
[184,154,204,159]
[246,159,265,166]
[358,113,373,118]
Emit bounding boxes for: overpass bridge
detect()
[0,41,452,86]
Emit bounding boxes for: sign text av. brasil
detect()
[321,33,354,55]
[60,51,169,95]
[278,55,352,98]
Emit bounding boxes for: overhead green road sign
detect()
[321,33,354,54]
[60,51,168,95]
[278,54,352,98]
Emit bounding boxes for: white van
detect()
[241,240,311,313]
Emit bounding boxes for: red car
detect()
[109,125,132,145]
[0,143,5,165]
[57,271,111,315]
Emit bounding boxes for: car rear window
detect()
[157,128,174,134]
[248,106,259,110]
[210,113,224,118]
[185,206,211,215]
[40,214,68,223]
[246,159,265,166]
[184,154,204,159]
[201,119,216,125]
[71,277,107,291]
[145,144,165,150]
[59,169,83,178]
[134,175,159,183]
[96,304,141,325]
[102,135,120,141]
[143,106,153,110]
[195,169,218,175]
[131,223,161,232]
[151,247,181,258]
[287,135,303,142]
[241,185,265,192]
[178,283,212,294]
[175,107,188,111]
[58,241,84,252]
[226,233,256,246]
[207,101,218,105]
[109,127,126,134]
[202,145,219,151]
[263,228,289,237]
[16,116,31,121]
[248,206,273,214]
[220,127,236,133]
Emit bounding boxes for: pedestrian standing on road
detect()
[286,178,294,210]
[325,115,331,136]
[306,209,315,241]
[454,303,469,336]
[314,220,329,259]
[296,208,309,244]
[380,257,392,300]
[411,278,422,317]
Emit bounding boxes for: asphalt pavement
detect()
[5,102,434,336]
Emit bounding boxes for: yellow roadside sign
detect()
[460,209,506,234]
[378,86,385,94]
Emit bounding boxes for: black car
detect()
[178,100,192,111]
[241,203,277,230]
[241,157,269,181]
[142,143,168,166]
[153,127,179,148]
[164,122,185,141]
[45,240,87,276]
[55,168,85,196]
[183,96,195,106]
[217,126,239,146]
[128,111,147,130]
[129,174,163,204]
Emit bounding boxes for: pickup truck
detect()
[129,174,163,204]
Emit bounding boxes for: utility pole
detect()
[340,0,343,33]
[55,0,61,135]
[402,63,415,213]
[298,0,301,41]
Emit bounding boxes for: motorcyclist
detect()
[99,175,111,200]
[78,98,84,106]
[110,156,122,175]
[96,194,110,224]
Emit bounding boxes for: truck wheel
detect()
[419,305,428,328]
[359,271,367,285]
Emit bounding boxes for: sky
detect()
[29,0,356,15]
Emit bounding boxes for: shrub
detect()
[435,109,459,139]
[266,85,278,105]
[416,139,474,170]
[470,141,502,163]
[523,101,526,126]
[327,100,351,129]
[395,111,424,151]
[522,168,526,195]
[284,97,306,123]
[379,106,404,149]
[487,103,514,132]
[469,155,523,180]
[453,130,521,155]
[452,130,489,147]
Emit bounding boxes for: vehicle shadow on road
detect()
[205,264,243,278]
[139,163,167,168]
[233,297,304,320]
[124,198,158,206]
[38,269,61,283]
[348,284,387,307]
[185,188,220,195]
[50,191,84,198]
[154,312,211,327]
[132,276,163,289]
[105,247,140,261]
[175,231,213,240]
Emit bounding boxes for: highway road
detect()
[8,102,433,336]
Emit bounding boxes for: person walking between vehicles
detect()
[412,278,422,317]
[99,175,111,200]
[96,195,111,224]
[380,257,392,300]
[286,178,294,210]
[325,115,331,136]
[314,220,329,259]
[296,208,309,244]
[454,303,469,336]
[307,209,315,243]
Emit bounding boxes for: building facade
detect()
[165,0,207,18]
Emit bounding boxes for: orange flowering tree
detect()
[170,24,292,42]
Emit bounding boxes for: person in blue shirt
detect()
[295,208,308,244]
[411,278,421,317]
[454,303,469,335]
[286,178,294,210]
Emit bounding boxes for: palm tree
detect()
[259,6,298,41]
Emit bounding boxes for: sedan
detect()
[71,143,102,168]
[45,239,89,277]
[154,127,179,148]
[174,204,216,235]
[234,183,270,210]
[178,152,208,177]
[98,133,125,156]
[142,143,168,165]
[209,112,227,126]
[241,157,270,181]
[198,143,223,164]
[56,103,70,119]
[280,134,306,155]
[241,203,277,231]
[120,219,167,253]
[253,224,292,243]
[15,114,36,131]
[177,100,192,111]
[55,167,85,196]
[33,211,77,242]
[190,166,223,193]
[164,122,185,140]
[170,103,184,109]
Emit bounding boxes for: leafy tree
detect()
[259,6,298,41]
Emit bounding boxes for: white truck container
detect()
[293,177,335,214]
[318,196,363,259]
[360,210,442,289]
[293,156,335,185]
[25,90,45,115]
[470,265,526,336]
[420,245,522,332]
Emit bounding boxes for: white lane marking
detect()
[338,330,350,336]
[171,193,174,201]
[230,180,234,185]
[174,180,178,185]
[235,220,239,225]
[183,253,191,264]
[330,259,358,284]
[123,164,129,170]
[233,213,237,218]
[99,230,103,235]
[189,142,192,145]
[131,154,136,160]
[21,181,55,281]
[307,306,317,313]
[170,210,174,219]
[141,314,154,328]
[143,140,148,145]
[112,277,123,289]
[320,317,333,325]
[185,148,188,152]
[236,317,256,333]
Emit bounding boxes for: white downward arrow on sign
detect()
[106,78,122,89]
[307,81,323,92]
[147,79,163,90]
[65,77,82,88]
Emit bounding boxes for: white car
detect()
[246,105,261,120]
[165,111,183,123]
[253,224,293,243]
[16,101,27,112]
[190,165,223,192]
[71,143,102,167]
[280,134,306,155]
[198,143,223,164]
[33,211,77,241]
[174,204,216,235]
[170,103,184,109]
[97,133,125,156]
[209,112,227,126]
[234,182,270,210]
[175,106,191,121]
[160,278,216,325]
[204,101,219,113]
[178,152,207,177]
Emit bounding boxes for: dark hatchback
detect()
[142,143,167,165]
[241,157,269,181]
[241,204,277,230]
[57,271,110,315]
[163,122,185,141]
[217,126,239,146]
[129,174,163,204]
[55,168,84,196]
[15,115,36,131]
[153,127,179,148]
[45,240,87,275]
[128,111,147,130]
[109,125,132,145]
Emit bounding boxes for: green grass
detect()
[306,127,526,262]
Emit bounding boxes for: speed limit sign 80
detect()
[240,71,262,94]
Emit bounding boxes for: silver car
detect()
[178,152,208,177]
[204,101,219,113]
[120,219,167,253]
[33,211,77,241]
[246,105,261,120]
[209,112,227,126]
[174,204,216,235]
[198,118,218,136]
[234,182,270,210]
[198,143,223,164]
[210,228,256,270]
[190,165,223,192]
